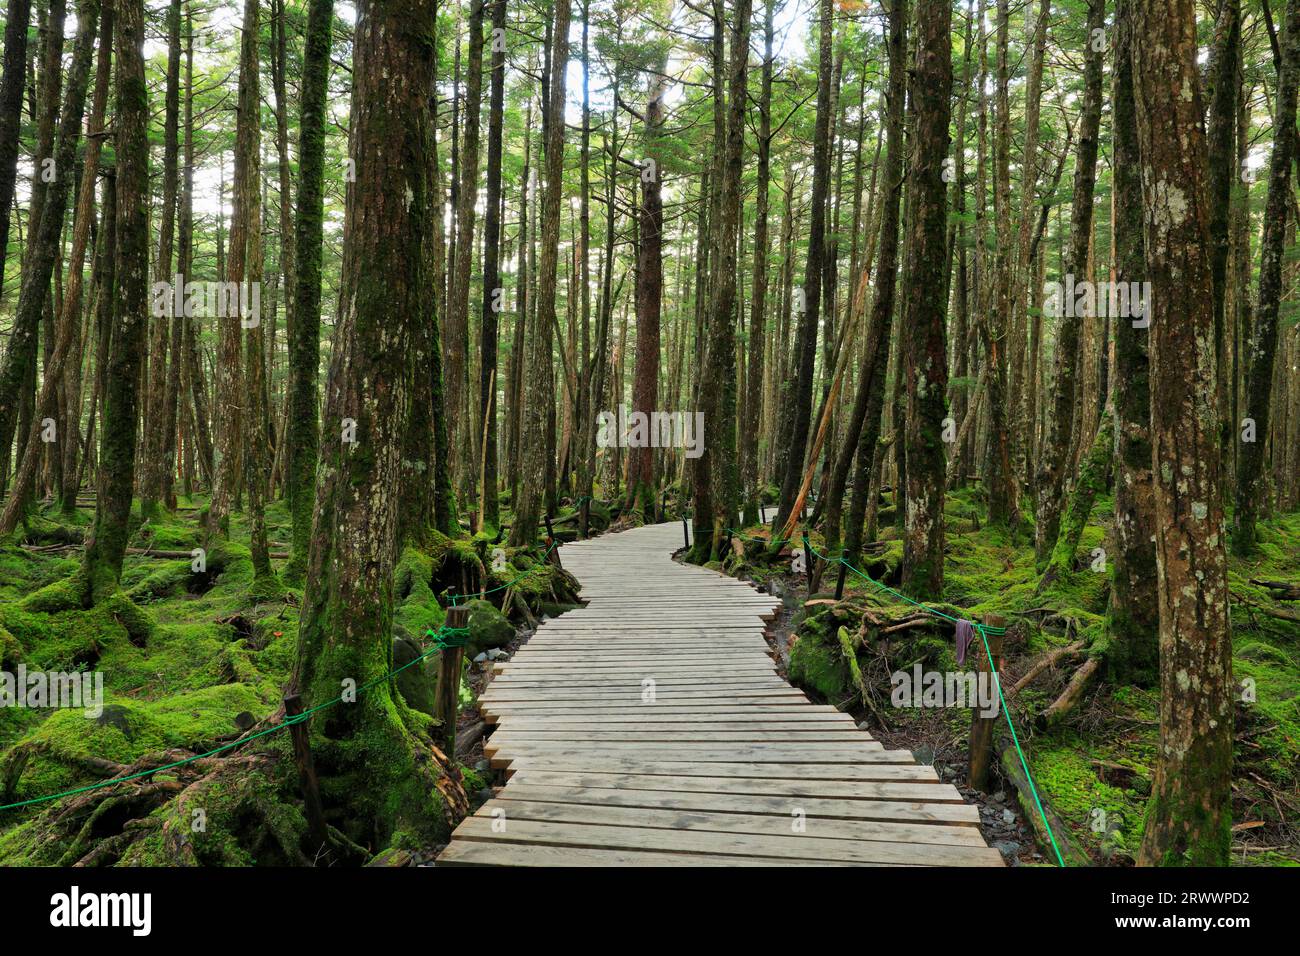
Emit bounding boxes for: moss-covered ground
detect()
[724,484,1299,866]
[0,493,579,865]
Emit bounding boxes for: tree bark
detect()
[1130,0,1234,867]
[83,0,149,605]
[900,0,952,598]
[285,0,335,579]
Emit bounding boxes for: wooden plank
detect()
[451,817,1003,866]
[506,769,969,806]
[489,783,975,825]
[480,797,986,847]
[436,841,831,867]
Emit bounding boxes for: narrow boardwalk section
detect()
[439,523,1003,866]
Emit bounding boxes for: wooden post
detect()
[544,513,557,545]
[835,561,847,601]
[682,515,690,549]
[802,532,814,595]
[283,693,328,849]
[968,613,1007,792]
[434,605,470,759]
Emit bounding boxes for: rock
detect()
[473,652,488,664]
[992,840,1022,857]
[474,759,490,772]
[912,745,935,765]
[486,647,509,661]
[992,790,1006,803]
[391,635,436,716]
[1001,809,1016,825]
[856,721,870,731]
[477,788,494,802]
[233,711,256,731]
[465,599,515,654]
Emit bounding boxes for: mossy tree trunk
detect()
[1107,0,1158,687]
[1038,410,1112,593]
[84,0,149,606]
[284,0,334,580]
[291,0,450,850]
[1130,0,1234,867]
[900,0,952,598]
[234,0,273,586]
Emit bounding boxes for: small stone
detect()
[1001,809,1016,825]
[473,652,488,664]
[474,759,490,772]
[486,648,509,661]
[992,790,1006,803]
[993,841,1021,857]
[856,721,870,731]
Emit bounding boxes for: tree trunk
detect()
[0,0,32,303]
[291,0,453,852]
[1235,0,1300,555]
[827,0,905,561]
[478,0,507,533]
[626,73,666,520]
[900,0,952,598]
[83,0,149,605]
[769,0,830,546]
[1036,0,1104,563]
[285,0,335,580]
[1130,0,1234,867]
[511,0,570,547]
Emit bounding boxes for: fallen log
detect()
[1008,641,1085,697]
[1036,656,1102,728]
[1248,578,1300,601]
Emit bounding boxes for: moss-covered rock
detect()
[465,599,514,655]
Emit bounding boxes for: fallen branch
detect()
[1008,641,1085,697]
[1234,591,1300,624]
[1036,656,1102,728]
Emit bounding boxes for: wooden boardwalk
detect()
[438,522,1003,866]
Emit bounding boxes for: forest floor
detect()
[0,493,579,865]
[711,485,1300,867]
[0,486,1295,866]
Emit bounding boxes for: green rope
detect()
[975,622,1068,868]
[727,525,1061,861]
[0,625,472,814]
